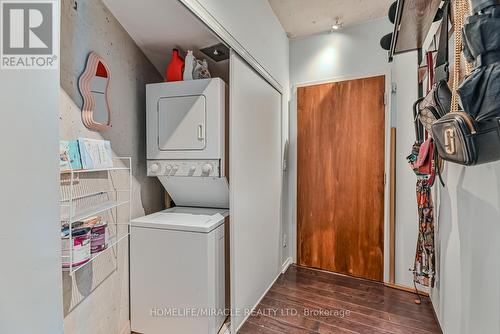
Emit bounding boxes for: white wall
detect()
[289,18,420,288]
[290,18,392,86]
[430,164,500,334]
[425,34,500,334]
[182,0,289,89]
[0,3,63,334]
[390,28,499,334]
[392,51,420,288]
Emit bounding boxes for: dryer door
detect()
[158,95,207,151]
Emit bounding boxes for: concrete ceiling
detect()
[268,0,394,38]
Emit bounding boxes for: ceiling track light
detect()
[331,17,344,31]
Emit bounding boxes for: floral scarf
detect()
[413,178,435,287]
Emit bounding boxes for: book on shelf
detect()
[59,140,83,171]
[78,138,113,170]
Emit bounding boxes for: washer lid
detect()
[131,207,228,233]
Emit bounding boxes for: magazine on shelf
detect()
[78,138,113,169]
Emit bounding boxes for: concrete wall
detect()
[60,0,164,333]
[0,1,63,333]
[289,18,420,287]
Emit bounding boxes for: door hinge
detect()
[384,92,388,106]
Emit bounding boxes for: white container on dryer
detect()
[130,206,228,334]
[147,78,227,163]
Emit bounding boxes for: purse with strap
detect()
[414,139,435,177]
[407,99,425,174]
[409,98,442,186]
[432,0,500,165]
[417,0,452,134]
[459,3,500,121]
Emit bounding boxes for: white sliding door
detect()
[230,53,282,332]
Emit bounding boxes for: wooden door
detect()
[297,76,386,282]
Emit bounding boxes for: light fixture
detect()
[331,17,343,31]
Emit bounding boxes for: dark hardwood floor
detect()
[239,265,442,334]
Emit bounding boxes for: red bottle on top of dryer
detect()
[165,49,184,82]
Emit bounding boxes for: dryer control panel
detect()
[147,160,220,177]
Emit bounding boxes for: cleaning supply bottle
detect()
[193,59,211,79]
[165,49,184,82]
[199,59,211,78]
[193,59,202,79]
[183,50,195,81]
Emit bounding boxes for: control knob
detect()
[150,163,160,173]
[201,163,213,176]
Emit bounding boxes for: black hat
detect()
[388,2,397,23]
[380,33,393,51]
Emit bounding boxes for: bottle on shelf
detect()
[166,49,184,82]
[183,50,195,81]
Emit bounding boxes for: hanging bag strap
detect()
[427,51,435,89]
[435,0,451,82]
[413,98,425,143]
[462,1,473,75]
[451,0,473,113]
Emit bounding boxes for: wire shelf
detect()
[61,200,130,223]
[60,166,130,174]
[60,157,132,276]
[62,234,129,272]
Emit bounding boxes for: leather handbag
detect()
[459,4,500,121]
[418,81,452,134]
[407,98,424,173]
[414,138,434,175]
[412,138,442,186]
[409,99,441,185]
[417,0,451,134]
[433,115,500,165]
[432,0,500,165]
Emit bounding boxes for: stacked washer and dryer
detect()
[130,78,229,334]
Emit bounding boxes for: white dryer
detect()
[146,78,229,208]
[130,207,228,334]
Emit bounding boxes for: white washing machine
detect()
[130,206,228,334]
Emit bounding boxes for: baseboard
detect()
[281,257,293,274]
[119,320,131,334]
[430,297,444,334]
[384,282,429,296]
